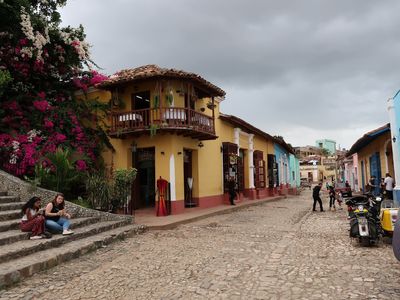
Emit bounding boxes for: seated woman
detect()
[45,193,74,235]
[20,196,50,239]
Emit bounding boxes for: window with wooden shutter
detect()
[222,142,239,192]
[254,150,265,188]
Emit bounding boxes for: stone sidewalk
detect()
[1,190,400,299]
[134,195,286,229]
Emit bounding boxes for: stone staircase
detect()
[0,191,147,289]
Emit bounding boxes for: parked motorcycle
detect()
[346,194,382,246]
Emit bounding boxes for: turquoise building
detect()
[289,154,300,187]
[315,139,336,155]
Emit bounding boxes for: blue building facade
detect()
[388,91,400,205]
[274,143,290,186]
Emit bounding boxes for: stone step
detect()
[0,217,100,246]
[0,192,7,197]
[0,202,25,212]
[0,215,100,233]
[0,219,19,232]
[0,219,132,264]
[0,224,147,289]
[0,196,20,204]
[0,210,20,222]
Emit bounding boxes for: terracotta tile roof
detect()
[347,123,390,157]
[98,64,225,97]
[219,113,295,154]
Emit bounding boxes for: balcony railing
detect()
[109,107,216,139]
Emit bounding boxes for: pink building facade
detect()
[344,153,359,192]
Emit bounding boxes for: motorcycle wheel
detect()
[360,237,370,247]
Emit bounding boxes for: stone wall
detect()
[0,169,133,223]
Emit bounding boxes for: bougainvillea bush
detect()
[0,0,110,196]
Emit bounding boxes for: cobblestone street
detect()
[1,190,400,299]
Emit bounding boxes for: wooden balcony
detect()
[109,107,217,140]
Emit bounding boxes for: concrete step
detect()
[0,219,132,263]
[0,224,147,289]
[0,202,25,212]
[0,196,20,204]
[0,210,20,222]
[0,217,100,246]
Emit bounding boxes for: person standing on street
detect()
[328,185,336,211]
[369,175,378,196]
[228,176,237,206]
[384,173,395,200]
[312,182,324,212]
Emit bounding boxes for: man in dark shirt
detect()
[228,176,236,205]
[312,182,324,212]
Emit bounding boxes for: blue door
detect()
[369,152,381,195]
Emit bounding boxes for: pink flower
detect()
[33,100,51,112]
[4,101,18,110]
[19,38,28,46]
[37,91,46,100]
[44,119,54,129]
[54,133,66,143]
[75,160,87,171]
[33,60,44,72]
[90,71,108,85]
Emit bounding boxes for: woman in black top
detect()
[45,193,74,235]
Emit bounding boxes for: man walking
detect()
[312,182,324,212]
[384,173,395,200]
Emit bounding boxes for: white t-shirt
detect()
[384,176,394,191]
[21,208,37,221]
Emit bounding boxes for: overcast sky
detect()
[60,0,400,149]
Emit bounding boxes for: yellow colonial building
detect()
[88,65,295,214]
[347,123,394,192]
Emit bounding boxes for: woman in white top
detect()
[20,196,47,239]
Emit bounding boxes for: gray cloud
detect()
[61,0,400,148]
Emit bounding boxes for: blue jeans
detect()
[45,218,70,233]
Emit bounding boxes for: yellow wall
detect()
[90,79,277,202]
[357,132,394,186]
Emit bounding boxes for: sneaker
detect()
[30,235,43,240]
[62,230,74,235]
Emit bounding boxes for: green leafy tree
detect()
[0,0,110,180]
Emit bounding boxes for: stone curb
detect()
[146,195,287,230]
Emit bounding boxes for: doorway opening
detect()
[132,147,155,209]
[184,149,196,207]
